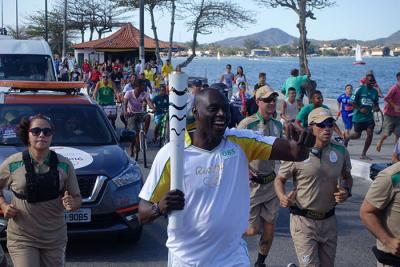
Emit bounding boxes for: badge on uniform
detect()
[329,151,338,163]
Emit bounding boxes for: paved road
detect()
[63,133,377,267]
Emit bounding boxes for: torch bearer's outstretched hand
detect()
[158,189,185,215]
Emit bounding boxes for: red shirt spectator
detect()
[82,62,91,74]
[384,82,400,117]
[90,69,101,82]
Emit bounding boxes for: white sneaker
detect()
[287,264,298,267]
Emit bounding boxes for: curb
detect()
[350,159,372,182]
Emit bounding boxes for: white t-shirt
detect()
[123,83,134,94]
[139,128,276,266]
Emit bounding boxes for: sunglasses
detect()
[102,76,108,79]
[315,120,334,128]
[29,127,54,137]
[261,97,277,103]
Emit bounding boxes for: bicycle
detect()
[373,109,384,135]
[101,105,117,129]
[127,111,149,168]
[158,110,169,148]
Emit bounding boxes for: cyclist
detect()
[152,85,169,143]
[123,79,156,153]
[92,72,118,129]
[87,66,101,96]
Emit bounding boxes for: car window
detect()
[0,104,117,146]
[0,54,56,81]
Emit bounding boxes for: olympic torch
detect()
[168,71,188,229]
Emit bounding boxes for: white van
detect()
[0,39,57,81]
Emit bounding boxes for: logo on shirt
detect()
[361,97,373,107]
[196,163,224,188]
[203,176,221,188]
[220,148,236,160]
[196,163,224,176]
[329,151,338,163]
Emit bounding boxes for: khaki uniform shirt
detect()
[238,112,282,201]
[0,151,80,248]
[365,162,400,253]
[278,142,351,213]
[238,112,282,176]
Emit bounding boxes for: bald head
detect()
[193,88,228,109]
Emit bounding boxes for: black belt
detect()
[373,246,400,266]
[250,171,276,184]
[290,206,335,220]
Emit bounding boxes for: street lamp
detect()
[16,0,18,38]
[45,0,48,42]
[139,0,144,71]
[62,0,67,58]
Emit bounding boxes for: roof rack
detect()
[0,81,85,94]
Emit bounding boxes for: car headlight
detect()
[112,164,142,187]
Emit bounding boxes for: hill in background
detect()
[213,28,297,47]
[211,28,400,47]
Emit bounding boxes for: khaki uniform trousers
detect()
[8,242,66,267]
[290,214,337,267]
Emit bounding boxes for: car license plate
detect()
[64,208,91,223]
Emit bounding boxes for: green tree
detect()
[25,9,77,55]
[177,0,255,68]
[255,0,335,74]
[243,39,261,53]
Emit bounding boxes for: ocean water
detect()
[171,56,400,98]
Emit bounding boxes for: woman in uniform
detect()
[0,114,81,267]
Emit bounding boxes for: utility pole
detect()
[62,0,67,58]
[139,0,145,72]
[1,0,3,30]
[45,0,48,42]
[15,0,18,38]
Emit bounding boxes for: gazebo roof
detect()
[72,23,172,50]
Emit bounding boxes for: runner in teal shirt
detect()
[350,84,379,123]
[345,74,380,160]
[282,68,311,104]
[296,91,328,128]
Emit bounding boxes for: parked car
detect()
[370,163,392,180]
[0,81,143,242]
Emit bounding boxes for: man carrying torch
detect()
[139,86,315,267]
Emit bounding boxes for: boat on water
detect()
[353,44,366,65]
[217,51,221,60]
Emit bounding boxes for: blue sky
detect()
[2,0,399,43]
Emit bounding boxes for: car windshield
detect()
[0,104,116,146]
[0,54,56,81]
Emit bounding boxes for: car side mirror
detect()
[120,129,135,143]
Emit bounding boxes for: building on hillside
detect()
[250,49,271,57]
[370,47,384,56]
[319,44,337,52]
[392,47,400,56]
[71,23,182,65]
